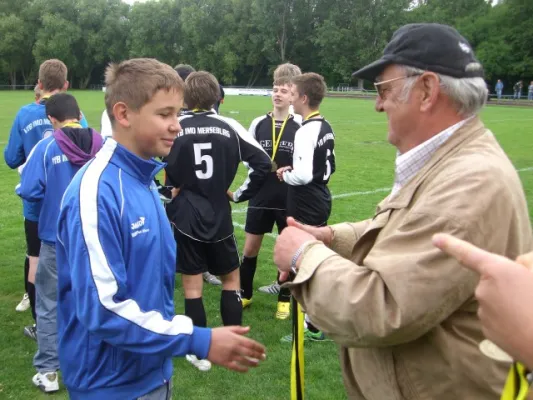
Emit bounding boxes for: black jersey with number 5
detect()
[164,111,271,242]
[283,116,336,226]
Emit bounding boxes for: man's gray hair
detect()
[399,66,488,117]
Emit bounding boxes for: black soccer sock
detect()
[24,256,29,293]
[307,321,319,333]
[278,287,291,303]
[220,290,243,326]
[27,282,36,321]
[239,256,258,300]
[184,297,207,328]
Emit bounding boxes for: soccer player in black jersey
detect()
[277,72,336,342]
[165,71,271,371]
[238,77,301,319]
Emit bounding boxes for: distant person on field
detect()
[34,84,41,103]
[514,80,523,99]
[528,81,533,101]
[273,23,533,399]
[56,59,266,399]
[16,93,103,393]
[495,79,503,99]
[4,59,88,343]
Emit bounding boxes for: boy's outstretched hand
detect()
[207,326,266,372]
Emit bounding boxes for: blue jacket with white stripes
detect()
[56,139,212,399]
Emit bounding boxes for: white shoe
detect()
[16,293,30,312]
[258,282,280,295]
[202,272,221,286]
[32,372,59,393]
[186,355,212,371]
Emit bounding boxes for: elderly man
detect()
[274,23,533,399]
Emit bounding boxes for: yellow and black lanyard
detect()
[501,362,532,400]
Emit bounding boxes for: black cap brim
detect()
[352,57,391,81]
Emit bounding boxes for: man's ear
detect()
[419,72,440,113]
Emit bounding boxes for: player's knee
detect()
[220,268,240,290]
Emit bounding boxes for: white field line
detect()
[231,187,391,214]
[232,166,533,236]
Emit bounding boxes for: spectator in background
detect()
[513,80,523,99]
[528,81,533,101]
[495,79,503,99]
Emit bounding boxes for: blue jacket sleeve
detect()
[57,184,211,359]
[4,112,25,169]
[80,112,89,128]
[15,140,47,202]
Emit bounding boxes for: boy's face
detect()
[291,85,306,116]
[128,89,183,159]
[272,84,291,109]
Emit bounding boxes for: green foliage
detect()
[0,0,532,87]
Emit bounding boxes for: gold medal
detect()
[271,160,278,172]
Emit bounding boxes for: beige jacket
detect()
[289,118,533,400]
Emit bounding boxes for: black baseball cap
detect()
[352,23,484,81]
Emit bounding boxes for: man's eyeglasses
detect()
[374,74,422,99]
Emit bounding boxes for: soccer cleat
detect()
[275,301,290,320]
[186,355,212,372]
[280,328,331,343]
[258,282,280,295]
[24,324,37,341]
[16,293,30,312]
[242,298,253,309]
[203,272,222,286]
[32,372,59,393]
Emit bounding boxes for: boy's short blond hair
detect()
[273,63,302,80]
[184,71,220,111]
[104,58,184,122]
[38,59,68,92]
[292,73,327,108]
[273,76,292,87]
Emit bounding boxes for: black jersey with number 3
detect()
[283,116,336,226]
[247,113,300,209]
[164,111,271,242]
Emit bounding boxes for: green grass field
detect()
[0,91,532,399]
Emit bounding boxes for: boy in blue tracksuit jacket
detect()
[4,59,88,332]
[16,93,102,393]
[55,59,266,400]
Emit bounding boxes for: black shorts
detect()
[245,207,287,235]
[24,219,40,257]
[174,229,240,276]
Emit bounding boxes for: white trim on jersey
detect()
[78,139,194,336]
[248,115,267,140]
[282,122,321,186]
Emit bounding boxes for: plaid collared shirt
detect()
[391,117,472,197]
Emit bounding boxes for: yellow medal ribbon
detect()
[192,108,208,112]
[290,298,305,400]
[62,122,83,129]
[304,111,320,121]
[501,362,531,400]
[271,113,289,171]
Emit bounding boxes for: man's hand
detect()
[276,166,291,181]
[274,226,316,281]
[287,217,333,247]
[171,188,180,199]
[432,233,533,368]
[227,190,235,202]
[207,326,266,372]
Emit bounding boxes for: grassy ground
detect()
[0,91,532,399]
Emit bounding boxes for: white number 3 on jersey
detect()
[194,143,213,179]
[323,149,332,180]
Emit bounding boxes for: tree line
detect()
[0,0,531,89]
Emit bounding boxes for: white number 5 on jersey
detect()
[323,149,332,180]
[194,143,213,179]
